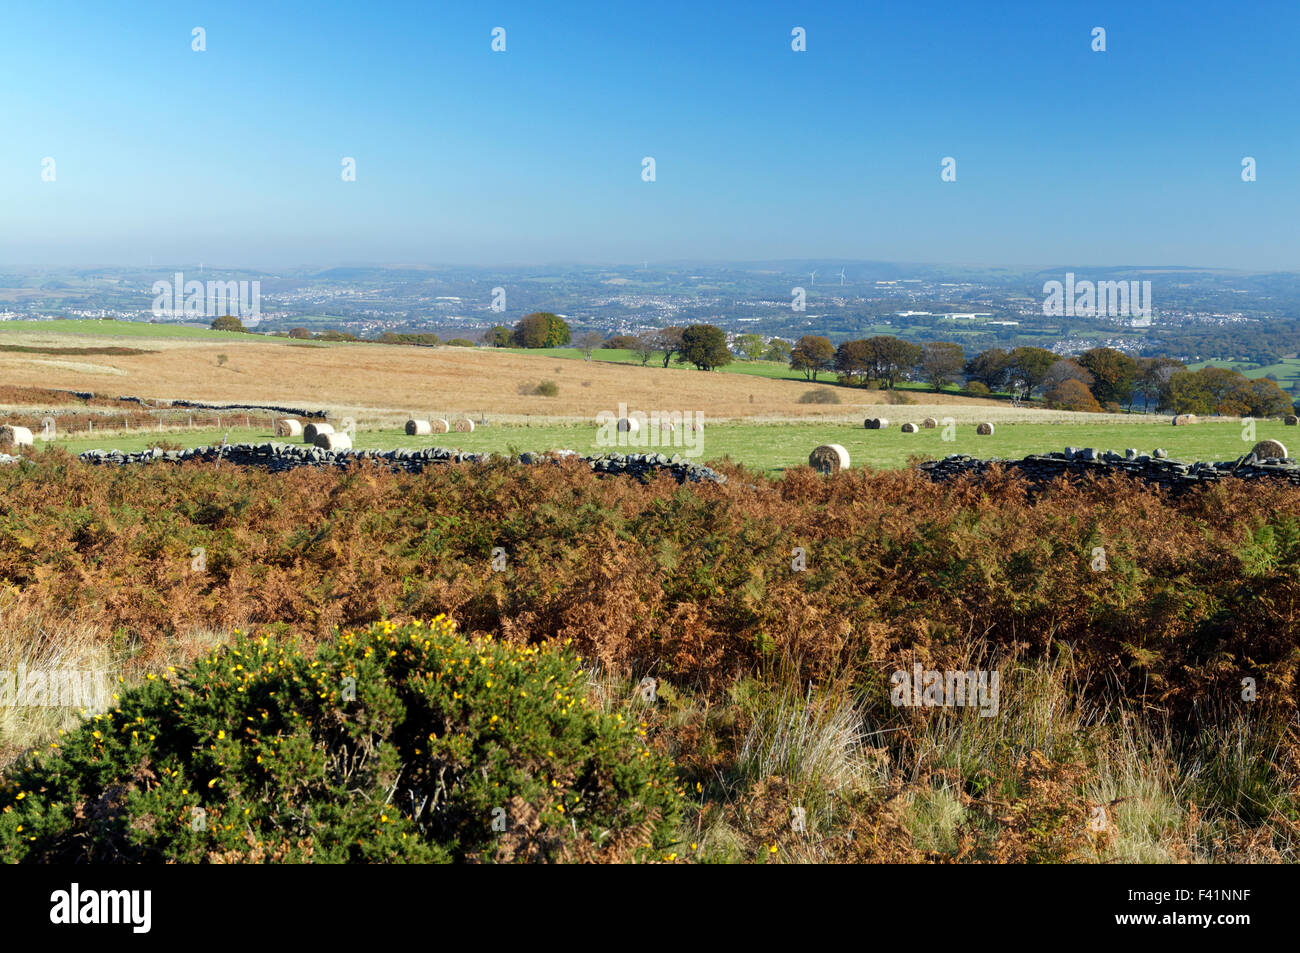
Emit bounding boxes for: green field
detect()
[37,417,1294,473]
[496,347,971,393]
[0,319,265,340]
[1189,357,1300,389]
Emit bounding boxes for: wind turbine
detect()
[809,270,817,285]
[837,268,846,286]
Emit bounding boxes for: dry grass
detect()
[0,330,1013,421]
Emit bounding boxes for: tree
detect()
[833,339,872,385]
[1045,378,1103,413]
[602,334,640,350]
[576,330,604,360]
[865,336,922,390]
[965,348,1011,392]
[735,333,766,362]
[632,331,657,366]
[1135,357,1185,412]
[763,338,792,363]
[482,325,512,348]
[919,341,966,392]
[1041,359,1094,396]
[677,324,732,371]
[211,315,246,332]
[1247,377,1293,417]
[1006,347,1058,397]
[288,327,311,340]
[1077,347,1138,408]
[512,312,571,348]
[790,335,834,381]
[652,327,685,368]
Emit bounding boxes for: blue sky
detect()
[2,0,1297,269]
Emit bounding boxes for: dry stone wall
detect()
[919,447,1300,493]
[75,442,726,484]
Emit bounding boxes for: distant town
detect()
[2,261,1297,369]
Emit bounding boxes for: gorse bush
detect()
[0,618,684,863]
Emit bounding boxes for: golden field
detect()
[0,329,1014,422]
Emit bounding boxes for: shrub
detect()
[797,389,841,404]
[518,380,559,397]
[963,381,991,397]
[444,339,476,348]
[0,618,683,863]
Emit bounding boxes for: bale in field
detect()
[315,431,352,450]
[864,418,888,430]
[454,418,475,433]
[1285,415,1299,426]
[1252,439,1288,460]
[274,418,302,437]
[976,422,994,435]
[303,422,334,443]
[430,418,450,433]
[921,417,938,429]
[809,443,850,474]
[900,422,919,433]
[405,419,432,436]
[1172,414,1197,426]
[617,417,639,434]
[0,425,34,448]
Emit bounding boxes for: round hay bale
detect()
[864,418,888,430]
[808,443,850,474]
[921,417,938,429]
[1172,414,1197,426]
[303,422,334,443]
[616,417,639,434]
[1285,415,1299,426]
[659,419,675,433]
[274,418,302,437]
[405,419,432,436]
[1252,439,1288,460]
[453,418,475,433]
[0,425,34,448]
[315,431,352,451]
[900,422,919,433]
[976,422,994,435]
[430,418,450,433]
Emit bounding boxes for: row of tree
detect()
[783,334,1295,416]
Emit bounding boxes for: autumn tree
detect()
[1045,378,1103,413]
[511,312,571,348]
[919,341,966,392]
[1077,347,1138,408]
[790,335,834,381]
[1006,347,1058,398]
[965,348,1011,392]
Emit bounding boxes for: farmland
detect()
[3,320,1300,866]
